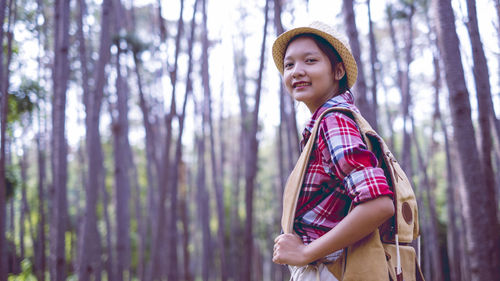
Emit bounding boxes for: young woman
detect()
[271,21,395,274]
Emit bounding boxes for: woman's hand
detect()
[272,233,311,266]
[272,196,394,267]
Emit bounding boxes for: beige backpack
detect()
[282,107,424,281]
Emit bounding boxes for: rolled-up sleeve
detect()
[319,112,393,205]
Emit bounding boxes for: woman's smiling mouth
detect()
[293,81,311,89]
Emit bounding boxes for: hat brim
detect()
[272,25,358,89]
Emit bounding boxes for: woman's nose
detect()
[292,63,305,78]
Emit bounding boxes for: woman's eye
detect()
[284,62,293,69]
[306,58,317,63]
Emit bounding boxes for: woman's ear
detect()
[334,63,346,81]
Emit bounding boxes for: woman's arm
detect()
[272,195,394,266]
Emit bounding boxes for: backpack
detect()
[281,107,425,281]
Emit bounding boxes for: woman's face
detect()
[283,37,341,113]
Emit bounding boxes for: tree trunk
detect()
[434,0,500,279]
[101,162,115,281]
[273,0,299,171]
[385,2,416,175]
[441,112,463,281]
[464,0,500,273]
[241,2,269,281]
[199,2,214,280]
[50,0,71,280]
[400,3,415,177]
[196,133,212,281]
[169,1,198,280]
[133,34,161,278]
[412,117,444,281]
[110,1,133,280]
[8,191,15,272]
[149,5,180,279]
[342,0,373,127]
[273,2,289,279]
[494,0,500,187]
[386,4,404,158]
[112,51,132,281]
[199,0,227,279]
[165,1,186,279]
[450,140,472,281]
[233,31,248,278]
[366,0,379,132]
[179,178,191,281]
[0,0,9,278]
[78,0,111,279]
[422,2,462,278]
[20,148,33,262]
[130,44,151,281]
[35,131,47,281]
[35,2,47,278]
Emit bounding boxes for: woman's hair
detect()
[287,33,349,94]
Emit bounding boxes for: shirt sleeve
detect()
[318,112,393,205]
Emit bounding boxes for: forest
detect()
[0,0,499,280]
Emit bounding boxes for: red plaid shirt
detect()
[295,91,393,244]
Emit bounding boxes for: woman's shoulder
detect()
[318,104,362,141]
[320,103,359,125]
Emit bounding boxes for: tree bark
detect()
[199,2,214,280]
[422,2,463,278]
[441,109,464,281]
[130,41,151,281]
[464,0,500,274]
[110,1,133,280]
[494,0,500,189]
[400,3,415,177]
[101,161,115,281]
[241,1,269,281]
[342,0,373,127]
[434,0,500,279]
[230,38,246,277]
[411,117,444,281]
[196,132,212,281]
[34,1,47,275]
[112,51,132,281]
[450,140,472,281]
[273,0,299,171]
[35,131,47,281]
[366,0,379,132]
[149,5,184,280]
[199,0,227,279]
[133,32,161,279]
[50,0,71,280]
[169,1,198,280]
[77,0,111,279]
[385,4,404,158]
[179,177,192,281]
[0,0,9,278]
[166,1,185,279]
[19,147,33,262]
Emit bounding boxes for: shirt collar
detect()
[303,91,356,134]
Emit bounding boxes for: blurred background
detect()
[0,0,499,280]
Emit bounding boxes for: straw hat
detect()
[272,21,358,89]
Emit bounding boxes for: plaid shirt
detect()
[294,91,393,244]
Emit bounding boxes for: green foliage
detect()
[5,164,18,200]
[112,32,149,56]
[8,259,37,281]
[386,0,415,20]
[8,77,44,124]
